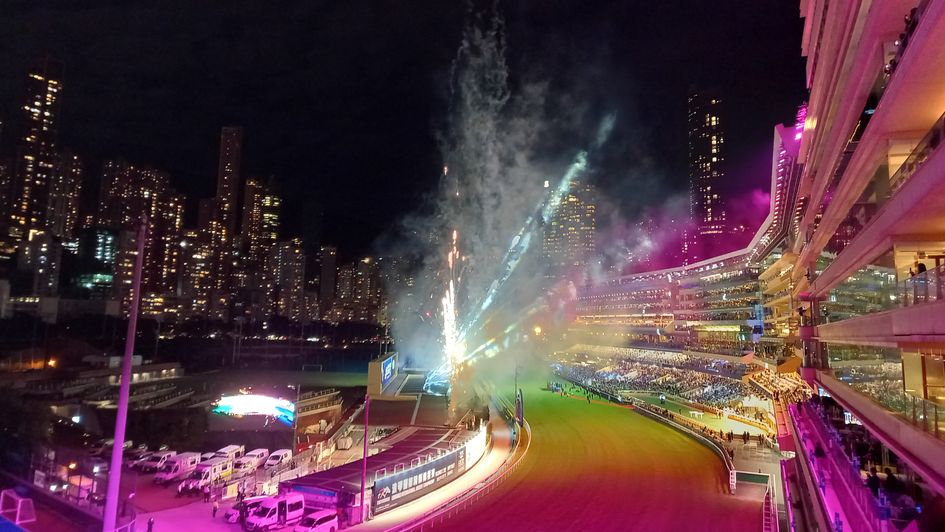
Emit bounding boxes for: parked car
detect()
[223,495,268,524]
[264,449,292,469]
[123,449,152,468]
[244,448,270,468]
[138,451,177,473]
[294,509,338,532]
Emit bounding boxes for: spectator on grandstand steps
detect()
[866,467,881,497]
[883,468,903,494]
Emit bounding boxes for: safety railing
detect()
[793,402,888,532]
[762,475,779,532]
[842,381,944,443]
[385,407,531,531]
[888,109,945,194]
[899,262,945,307]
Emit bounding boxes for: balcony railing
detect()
[844,379,945,442]
[899,262,945,307]
[889,108,945,194]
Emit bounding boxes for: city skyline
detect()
[0,1,806,257]
[2,3,945,532]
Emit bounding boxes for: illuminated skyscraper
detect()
[178,229,212,318]
[207,126,243,320]
[687,90,728,263]
[318,245,337,317]
[541,179,596,278]
[239,176,280,322]
[0,157,12,235]
[241,177,280,268]
[9,57,63,241]
[269,238,305,322]
[71,227,118,299]
[96,159,184,312]
[216,126,242,238]
[47,151,83,240]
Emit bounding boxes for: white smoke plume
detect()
[379,4,611,369]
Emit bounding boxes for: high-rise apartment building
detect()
[326,257,382,323]
[47,151,83,240]
[96,159,184,311]
[9,57,63,242]
[0,157,13,235]
[238,177,280,323]
[178,229,212,318]
[318,245,337,317]
[216,127,242,240]
[268,238,305,322]
[16,230,62,296]
[241,177,280,267]
[541,179,596,278]
[71,227,118,299]
[206,127,243,320]
[687,91,727,263]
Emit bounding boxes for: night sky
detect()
[0,1,807,259]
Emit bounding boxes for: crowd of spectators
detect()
[750,371,812,403]
[555,357,753,408]
[567,344,754,378]
[804,397,925,527]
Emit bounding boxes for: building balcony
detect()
[817,297,945,345]
[809,109,945,298]
[796,0,945,280]
[810,370,945,495]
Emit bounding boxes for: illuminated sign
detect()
[381,355,396,389]
[373,447,466,514]
[212,394,295,426]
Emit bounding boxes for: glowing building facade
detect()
[8,57,63,243]
[47,151,83,240]
[686,91,728,264]
[318,245,338,318]
[269,238,306,322]
[239,176,281,322]
[97,160,184,314]
[541,178,596,278]
[204,126,244,320]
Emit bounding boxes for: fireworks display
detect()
[423,114,616,395]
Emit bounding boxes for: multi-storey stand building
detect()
[573,1,945,528]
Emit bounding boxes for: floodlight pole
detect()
[103,216,147,532]
[360,394,370,523]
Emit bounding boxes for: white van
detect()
[244,448,270,468]
[245,493,306,531]
[154,452,201,484]
[294,509,338,532]
[233,457,258,477]
[138,451,177,473]
[180,457,232,491]
[214,444,245,462]
[264,449,292,469]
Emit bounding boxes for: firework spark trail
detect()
[459,113,615,343]
[441,231,464,381]
[424,114,617,393]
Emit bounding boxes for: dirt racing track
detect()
[441,371,763,531]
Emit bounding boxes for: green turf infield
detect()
[443,362,763,531]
